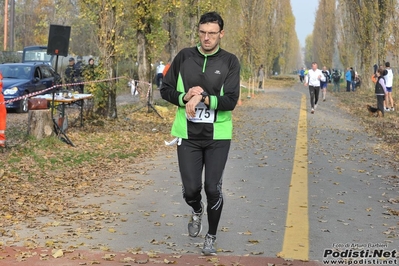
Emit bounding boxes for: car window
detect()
[40,65,53,79]
[0,65,34,79]
[34,66,42,80]
[47,66,58,76]
[0,66,12,77]
[16,66,32,79]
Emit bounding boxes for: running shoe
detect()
[315,104,318,109]
[311,108,314,114]
[188,201,204,237]
[391,107,395,111]
[202,234,217,256]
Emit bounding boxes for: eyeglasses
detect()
[199,30,220,37]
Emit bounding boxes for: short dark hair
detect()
[198,12,224,31]
[385,62,390,67]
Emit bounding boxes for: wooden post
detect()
[27,109,54,139]
[252,77,255,98]
[247,77,251,99]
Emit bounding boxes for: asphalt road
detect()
[1,83,398,265]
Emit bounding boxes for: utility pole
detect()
[3,0,8,51]
[10,0,15,51]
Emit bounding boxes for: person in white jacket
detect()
[384,62,394,111]
[156,61,165,89]
[304,62,325,114]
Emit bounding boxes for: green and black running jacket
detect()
[160,45,241,140]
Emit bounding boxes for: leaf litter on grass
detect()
[0,102,175,247]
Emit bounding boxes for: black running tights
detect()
[308,85,320,108]
[177,139,231,236]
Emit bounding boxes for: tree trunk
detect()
[137,30,150,87]
[27,110,54,139]
[166,11,178,61]
[107,56,117,119]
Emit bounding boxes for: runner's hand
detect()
[186,95,202,118]
[184,86,203,101]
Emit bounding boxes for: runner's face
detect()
[198,22,224,54]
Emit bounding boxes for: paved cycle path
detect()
[0,83,397,265]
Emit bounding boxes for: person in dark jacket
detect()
[83,58,96,81]
[65,57,75,85]
[83,58,97,95]
[160,11,240,256]
[350,67,356,91]
[64,57,77,91]
[74,56,85,93]
[331,69,341,92]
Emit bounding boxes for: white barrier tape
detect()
[1,85,61,104]
[0,76,152,105]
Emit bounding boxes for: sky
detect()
[290,0,319,47]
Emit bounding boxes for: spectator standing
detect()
[65,57,76,90]
[163,61,171,77]
[384,62,394,111]
[345,67,352,92]
[129,79,138,96]
[332,69,341,92]
[304,62,324,114]
[373,63,378,75]
[320,66,329,101]
[84,58,96,81]
[375,67,388,116]
[156,61,165,89]
[354,72,361,89]
[160,11,240,256]
[74,56,85,93]
[299,67,305,83]
[258,64,264,89]
[83,58,98,96]
[350,67,356,91]
[0,72,6,148]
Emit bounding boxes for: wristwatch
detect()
[200,91,208,102]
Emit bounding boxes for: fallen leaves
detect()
[1,102,175,230]
[51,249,63,258]
[0,85,398,265]
[102,253,116,260]
[238,230,252,235]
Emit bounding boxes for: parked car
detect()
[0,62,61,113]
[22,45,55,65]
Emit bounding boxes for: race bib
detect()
[186,102,215,123]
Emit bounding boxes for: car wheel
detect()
[17,92,29,113]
